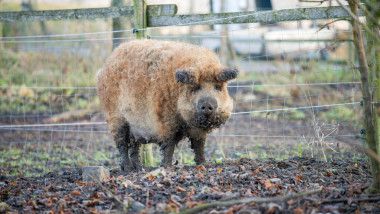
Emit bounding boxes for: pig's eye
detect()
[192,85,201,93]
[215,85,222,91]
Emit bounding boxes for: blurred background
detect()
[0,0,367,176]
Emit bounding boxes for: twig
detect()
[336,0,380,43]
[335,136,380,165]
[90,174,128,210]
[355,1,380,29]
[319,196,380,204]
[177,189,321,214]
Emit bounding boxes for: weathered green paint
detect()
[0,4,177,22]
[148,6,364,27]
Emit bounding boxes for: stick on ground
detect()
[177,189,321,214]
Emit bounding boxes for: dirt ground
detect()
[1,156,378,214]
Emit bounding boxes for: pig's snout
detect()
[197,97,218,116]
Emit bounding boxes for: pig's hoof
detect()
[132,163,143,172]
[120,161,134,172]
[159,162,172,168]
[195,159,206,165]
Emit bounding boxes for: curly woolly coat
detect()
[97,39,237,171]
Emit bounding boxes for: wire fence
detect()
[0,6,371,176]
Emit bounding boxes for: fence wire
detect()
[0,10,370,176]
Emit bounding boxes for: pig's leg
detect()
[190,136,206,165]
[110,121,133,171]
[159,142,176,168]
[129,138,143,172]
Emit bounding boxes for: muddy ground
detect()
[1,157,379,214]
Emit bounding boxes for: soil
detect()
[1,157,379,214]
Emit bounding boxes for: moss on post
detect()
[133,0,153,166]
[348,0,380,193]
[133,0,147,39]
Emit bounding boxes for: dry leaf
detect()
[117,175,124,180]
[245,189,252,196]
[169,199,181,207]
[326,171,333,177]
[71,190,81,196]
[62,195,70,201]
[293,208,304,214]
[89,207,99,214]
[10,182,17,185]
[176,186,186,192]
[196,165,207,172]
[295,174,304,181]
[196,173,204,179]
[354,163,358,167]
[84,199,100,206]
[218,168,223,173]
[75,181,90,186]
[287,200,295,205]
[148,173,154,181]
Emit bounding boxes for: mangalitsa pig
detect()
[97,39,237,171]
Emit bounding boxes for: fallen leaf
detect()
[293,208,304,214]
[256,168,260,174]
[354,163,358,167]
[117,175,124,180]
[196,173,204,179]
[179,174,185,182]
[62,196,70,201]
[326,171,333,177]
[176,186,186,192]
[169,199,181,207]
[91,192,106,199]
[89,207,99,214]
[295,174,304,181]
[245,189,252,196]
[196,165,207,172]
[218,168,223,173]
[84,199,100,206]
[71,190,81,196]
[10,182,17,185]
[75,181,90,186]
[264,179,279,190]
[148,173,154,181]
[287,200,295,205]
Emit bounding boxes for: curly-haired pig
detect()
[97,39,237,171]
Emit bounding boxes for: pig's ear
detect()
[175,70,195,84]
[216,68,238,82]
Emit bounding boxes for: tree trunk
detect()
[348,0,380,193]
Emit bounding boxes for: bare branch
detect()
[178,189,321,214]
[336,0,380,43]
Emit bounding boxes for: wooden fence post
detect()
[133,0,147,39]
[111,0,123,50]
[133,0,153,166]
